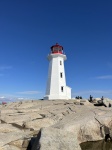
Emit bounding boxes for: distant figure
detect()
[80,96,82,99]
[100,96,107,107]
[76,96,80,99]
[89,95,93,102]
[101,96,104,101]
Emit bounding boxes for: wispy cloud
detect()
[0,92,43,102]
[17,90,41,95]
[95,75,112,79]
[0,95,32,102]
[0,66,12,71]
[17,98,24,100]
[0,96,14,102]
[0,96,5,99]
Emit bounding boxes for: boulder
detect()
[0,131,35,147]
[53,106,112,143]
[39,127,81,150]
[103,98,112,107]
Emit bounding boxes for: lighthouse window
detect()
[61,86,64,92]
[54,47,58,50]
[60,61,62,65]
[60,72,63,78]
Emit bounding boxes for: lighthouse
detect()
[44,43,71,100]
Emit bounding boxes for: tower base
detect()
[44,95,69,100]
[44,86,71,100]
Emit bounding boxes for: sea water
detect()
[80,140,112,150]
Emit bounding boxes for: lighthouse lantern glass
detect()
[51,45,63,54]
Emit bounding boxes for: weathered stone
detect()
[0,145,12,150]
[0,124,22,133]
[22,140,30,148]
[0,131,34,147]
[80,99,93,106]
[40,127,81,150]
[9,139,24,148]
[0,99,112,150]
[1,112,42,125]
[24,118,56,130]
[103,98,112,107]
[1,109,18,114]
[8,145,21,150]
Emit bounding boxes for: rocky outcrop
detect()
[40,127,81,150]
[0,99,112,150]
[92,98,112,107]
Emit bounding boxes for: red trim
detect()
[52,51,62,54]
[51,43,63,50]
[2,102,7,105]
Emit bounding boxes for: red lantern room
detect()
[51,43,63,54]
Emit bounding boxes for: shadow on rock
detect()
[27,130,41,150]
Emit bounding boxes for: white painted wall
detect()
[44,53,71,100]
[66,86,72,99]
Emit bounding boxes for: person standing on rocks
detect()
[89,95,93,102]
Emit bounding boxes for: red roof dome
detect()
[51,43,63,54]
[51,43,63,50]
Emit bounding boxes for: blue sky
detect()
[0,0,112,101]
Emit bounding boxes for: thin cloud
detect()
[0,66,12,71]
[17,91,41,95]
[17,98,24,100]
[0,95,32,102]
[0,93,42,102]
[0,96,5,99]
[0,96,13,102]
[95,75,112,79]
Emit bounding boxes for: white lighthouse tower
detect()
[44,43,71,100]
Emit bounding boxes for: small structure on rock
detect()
[2,102,7,105]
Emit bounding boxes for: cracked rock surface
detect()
[0,99,112,150]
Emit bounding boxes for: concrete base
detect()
[44,95,69,100]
